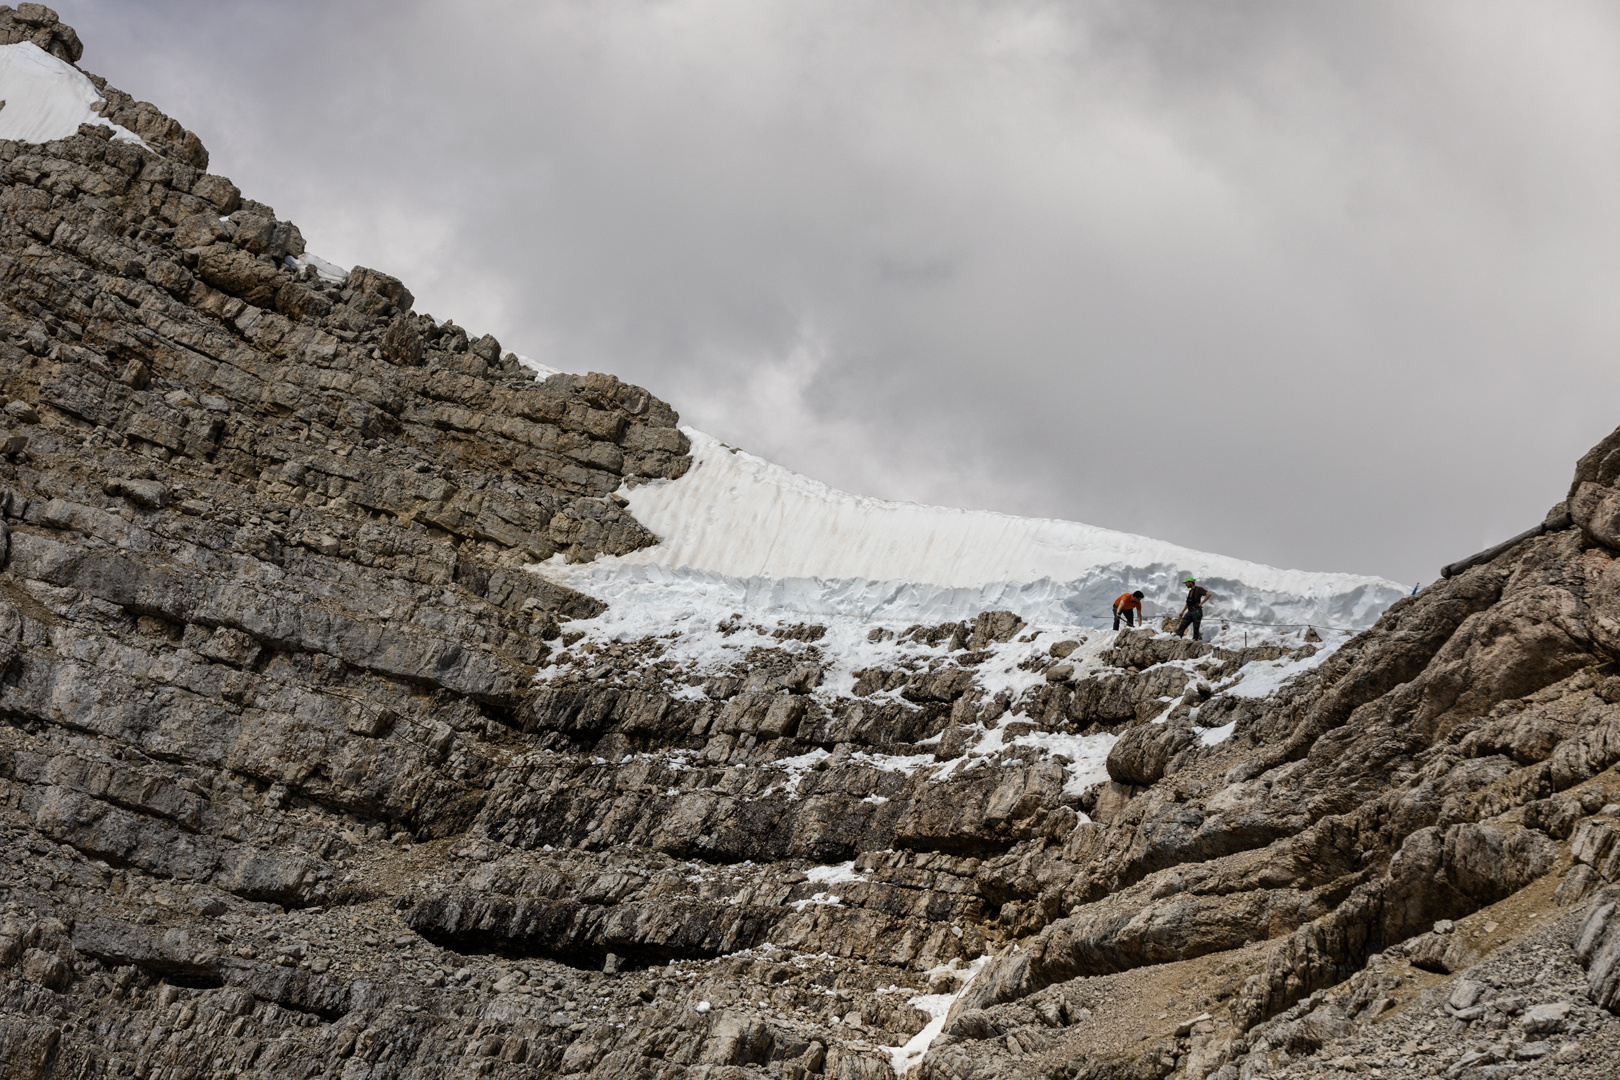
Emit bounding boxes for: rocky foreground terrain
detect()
[2,7,1620,1079]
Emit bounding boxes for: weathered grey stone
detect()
[196,625,260,667]
[1519,1001,1571,1033]
[968,609,1025,648]
[347,265,414,317]
[102,476,169,508]
[904,667,974,703]
[382,312,424,366]
[1575,900,1620,1012]
[1448,979,1485,1010]
[173,211,228,249]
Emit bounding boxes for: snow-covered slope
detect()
[0,42,144,147]
[539,428,1406,635]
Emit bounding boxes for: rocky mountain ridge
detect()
[0,8,1618,1080]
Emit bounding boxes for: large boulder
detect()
[1572,481,1620,550]
[1107,719,1201,786]
[347,266,414,318]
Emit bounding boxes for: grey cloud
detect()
[67,0,1620,586]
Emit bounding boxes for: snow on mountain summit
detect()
[0,42,144,147]
[540,427,1406,634]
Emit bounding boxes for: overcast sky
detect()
[65,1,1620,586]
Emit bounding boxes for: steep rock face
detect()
[2,11,1620,1080]
[925,520,1620,1075]
[954,530,1604,981]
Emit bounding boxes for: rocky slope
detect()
[2,7,1620,1080]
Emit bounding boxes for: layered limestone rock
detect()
[3,9,1620,1080]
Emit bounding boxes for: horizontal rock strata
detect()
[2,10,1620,1080]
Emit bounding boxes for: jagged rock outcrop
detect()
[0,5,79,64]
[2,10,1620,1080]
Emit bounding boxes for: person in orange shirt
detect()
[1112,590,1145,630]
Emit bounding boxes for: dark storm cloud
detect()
[66,1,1620,585]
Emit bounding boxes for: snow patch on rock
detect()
[0,42,145,147]
[885,955,993,1076]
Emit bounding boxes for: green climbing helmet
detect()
[1183,576,1196,584]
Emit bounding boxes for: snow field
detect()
[0,42,146,147]
[545,427,1406,630]
[536,574,1125,706]
[536,585,1337,801]
[534,590,1130,796]
[1217,640,1341,700]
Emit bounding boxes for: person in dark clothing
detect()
[1112,590,1145,630]
[1176,577,1210,641]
